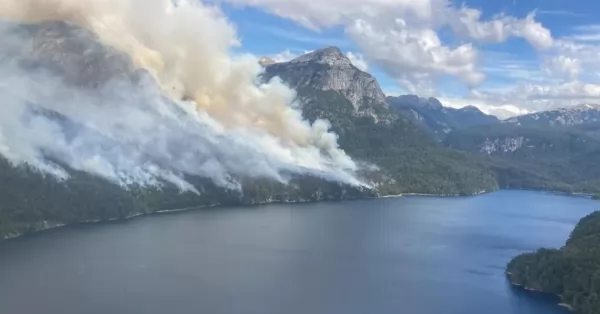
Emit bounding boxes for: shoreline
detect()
[1,203,222,241]
[506,273,574,312]
[1,187,594,241]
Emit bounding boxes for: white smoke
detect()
[0,0,361,191]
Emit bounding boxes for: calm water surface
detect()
[0,190,598,314]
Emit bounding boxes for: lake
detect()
[0,190,597,314]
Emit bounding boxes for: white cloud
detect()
[542,55,581,80]
[224,0,553,93]
[448,11,553,50]
[345,51,368,71]
[270,49,299,62]
[346,18,484,92]
[225,0,600,115]
[267,49,314,63]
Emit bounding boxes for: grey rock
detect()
[262,47,389,121]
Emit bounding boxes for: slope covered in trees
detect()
[0,156,371,239]
[444,124,600,194]
[507,211,600,314]
[263,52,499,196]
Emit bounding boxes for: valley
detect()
[0,1,599,314]
[1,19,600,239]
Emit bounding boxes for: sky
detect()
[211,0,600,118]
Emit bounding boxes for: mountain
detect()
[387,95,499,139]
[262,48,499,196]
[0,22,371,239]
[507,211,600,314]
[262,47,392,122]
[444,124,600,193]
[0,23,501,239]
[506,104,600,128]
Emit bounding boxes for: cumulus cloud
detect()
[346,18,484,92]
[270,49,299,62]
[0,0,361,191]
[542,55,581,80]
[268,49,314,63]
[448,11,553,50]
[223,0,553,92]
[345,51,368,72]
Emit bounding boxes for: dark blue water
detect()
[0,190,597,314]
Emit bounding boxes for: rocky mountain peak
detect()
[290,46,352,68]
[262,47,388,116]
[459,105,482,112]
[458,105,485,115]
[388,95,443,110]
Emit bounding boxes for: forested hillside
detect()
[444,124,600,194]
[0,23,373,239]
[2,18,600,241]
[387,95,499,139]
[0,156,370,238]
[507,211,600,314]
[262,49,499,196]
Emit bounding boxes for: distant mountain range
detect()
[262,47,392,122]
[2,22,600,240]
[387,95,499,139]
[506,104,600,128]
[261,46,498,196]
[260,48,600,196]
[387,96,600,140]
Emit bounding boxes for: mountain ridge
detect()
[262,46,499,195]
[387,94,500,139]
[261,47,391,122]
[0,23,374,239]
[506,104,600,128]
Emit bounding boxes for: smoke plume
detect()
[0,0,360,191]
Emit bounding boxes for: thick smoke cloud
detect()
[0,0,360,191]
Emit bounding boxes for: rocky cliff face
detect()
[480,137,526,154]
[506,104,600,128]
[262,47,390,121]
[260,48,500,196]
[387,95,499,139]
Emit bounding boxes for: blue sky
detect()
[217,0,600,117]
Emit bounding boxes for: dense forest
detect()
[507,211,600,314]
[444,124,600,194]
[0,157,371,239]
[1,20,599,241]
[261,61,501,197]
